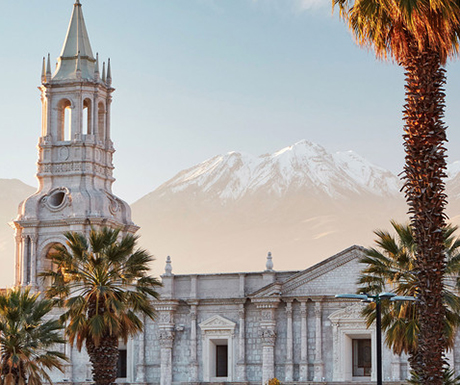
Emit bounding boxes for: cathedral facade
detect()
[11,1,460,385]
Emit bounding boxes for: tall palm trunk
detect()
[86,298,119,385]
[402,42,448,384]
[86,334,119,385]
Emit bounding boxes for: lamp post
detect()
[335,292,416,385]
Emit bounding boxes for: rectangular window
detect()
[117,349,127,378]
[352,339,371,377]
[216,345,228,377]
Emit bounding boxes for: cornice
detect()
[15,217,139,232]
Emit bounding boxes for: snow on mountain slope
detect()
[154,140,401,200]
[447,161,460,180]
[332,150,401,196]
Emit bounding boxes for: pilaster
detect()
[299,300,308,381]
[135,314,146,383]
[156,300,179,385]
[284,300,294,382]
[187,301,199,382]
[313,300,324,381]
[391,353,401,381]
[237,303,247,382]
[251,297,280,385]
[30,235,38,288]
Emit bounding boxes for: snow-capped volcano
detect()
[154,140,401,201]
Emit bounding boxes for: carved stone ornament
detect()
[158,330,175,348]
[328,302,367,325]
[40,187,72,212]
[261,310,274,321]
[259,329,277,346]
[199,315,236,332]
[59,146,69,160]
[159,313,171,324]
[103,190,120,215]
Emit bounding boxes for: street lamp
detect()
[335,292,416,385]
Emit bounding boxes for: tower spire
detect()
[53,0,95,81]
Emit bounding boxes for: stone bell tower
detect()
[12,0,138,289]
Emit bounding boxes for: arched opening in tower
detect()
[83,98,92,135]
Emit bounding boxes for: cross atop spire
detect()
[52,0,95,81]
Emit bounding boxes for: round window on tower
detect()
[42,188,71,212]
[48,191,66,208]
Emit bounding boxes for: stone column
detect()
[106,95,112,141]
[189,302,199,382]
[20,235,28,286]
[46,91,52,139]
[285,300,294,381]
[313,301,324,381]
[237,303,247,381]
[159,330,175,385]
[156,300,178,385]
[63,337,73,381]
[92,92,98,136]
[252,298,280,385]
[391,354,401,381]
[136,315,146,383]
[30,235,37,288]
[14,234,22,286]
[299,301,308,381]
[73,93,81,140]
[261,329,276,385]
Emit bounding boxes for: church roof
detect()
[52,0,96,81]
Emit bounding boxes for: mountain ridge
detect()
[2,143,460,279]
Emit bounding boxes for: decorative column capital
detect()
[315,301,322,317]
[238,303,245,319]
[285,301,293,317]
[300,301,307,316]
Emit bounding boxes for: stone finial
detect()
[265,251,274,271]
[106,58,112,86]
[46,53,52,79]
[94,53,100,80]
[164,256,173,276]
[41,57,46,83]
[101,62,106,83]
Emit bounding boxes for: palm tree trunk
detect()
[402,42,448,385]
[86,334,119,385]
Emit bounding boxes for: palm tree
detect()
[409,365,460,385]
[40,227,162,385]
[358,221,460,368]
[0,287,67,385]
[332,0,460,382]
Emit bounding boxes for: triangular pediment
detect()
[280,245,364,297]
[246,245,365,299]
[199,315,236,331]
[249,282,282,298]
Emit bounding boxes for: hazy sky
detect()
[1,0,460,203]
